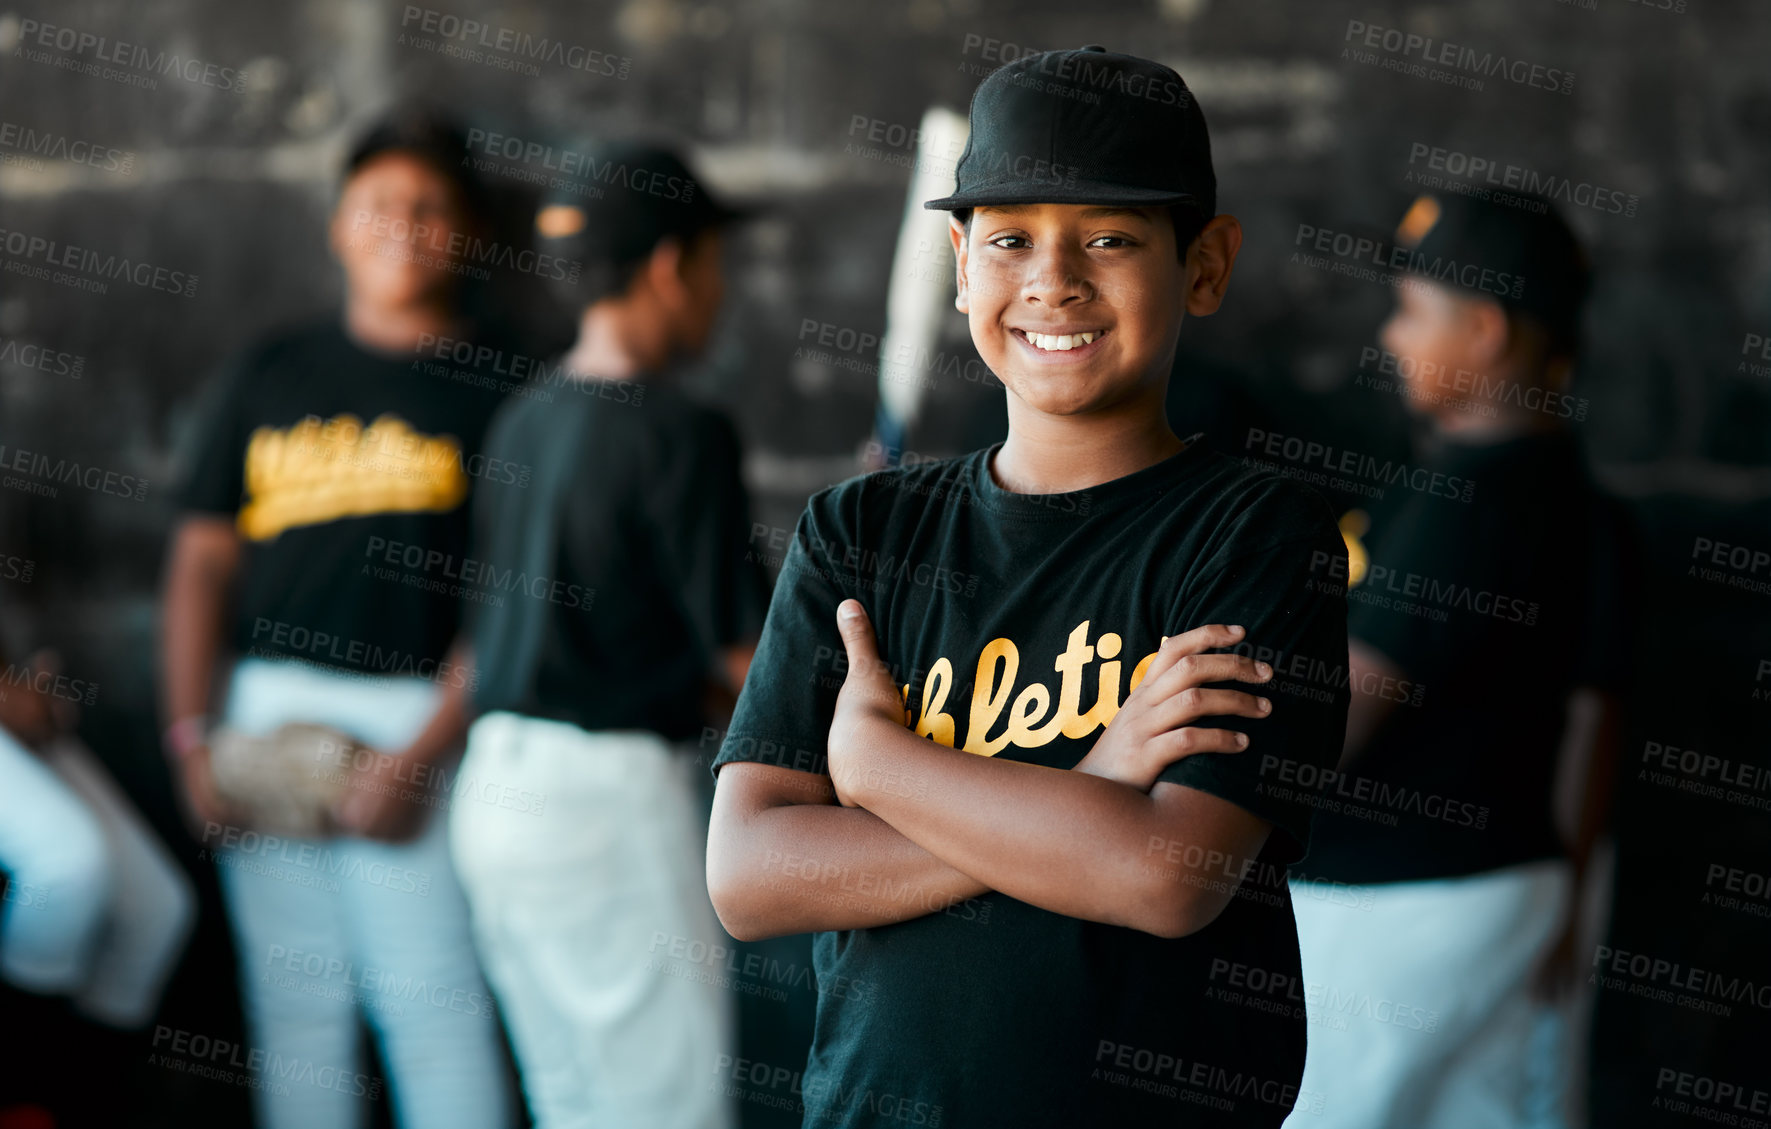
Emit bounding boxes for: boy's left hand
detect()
[828,599,912,807]
[1530,910,1579,1001]
[330,748,431,841]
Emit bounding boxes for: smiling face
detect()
[951,203,1234,419]
[330,151,474,310]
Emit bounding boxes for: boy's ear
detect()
[948,215,970,314]
[326,197,355,265]
[1183,215,1243,318]
[1460,295,1512,370]
[642,234,690,309]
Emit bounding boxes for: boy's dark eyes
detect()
[983,234,1138,250]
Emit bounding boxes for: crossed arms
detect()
[707,605,1282,942]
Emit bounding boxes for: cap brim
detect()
[707,199,760,226]
[923,180,1201,211]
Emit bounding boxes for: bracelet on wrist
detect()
[164,715,212,760]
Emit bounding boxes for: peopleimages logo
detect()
[0,554,35,584]
[397,6,630,78]
[1342,20,1575,95]
[1591,945,1771,1013]
[0,442,149,502]
[0,335,85,379]
[1206,958,1439,1034]
[150,1026,381,1098]
[1092,1040,1315,1113]
[247,619,478,691]
[463,128,694,201]
[2,662,98,706]
[0,227,198,297]
[1637,739,1771,815]
[1311,555,1540,627]
[12,19,249,92]
[1654,1068,1771,1121]
[363,535,596,612]
[1355,346,1590,423]
[1687,535,1771,599]
[1260,753,1490,830]
[1292,223,1524,301]
[1244,427,1476,503]
[0,121,134,175]
[1741,331,1771,379]
[1403,143,1638,218]
[1229,640,1425,709]
[347,212,581,284]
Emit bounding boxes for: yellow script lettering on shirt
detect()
[236,413,469,540]
[907,620,1169,754]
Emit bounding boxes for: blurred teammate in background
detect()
[447,140,766,1129]
[1287,193,1632,1129]
[158,110,518,1129]
[1,625,194,1129]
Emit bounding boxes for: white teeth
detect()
[1025,331,1098,351]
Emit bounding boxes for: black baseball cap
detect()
[924,45,1214,216]
[534,140,747,267]
[1394,191,1590,332]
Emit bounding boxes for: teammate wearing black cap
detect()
[1287,193,1632,1127]
[707,48,1347,1127]
[447,140,766,1129]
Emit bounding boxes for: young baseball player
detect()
[1291,192,1630,1127]
[161,110,516,1129]
[449,141,767,1129]
[707,46,1349,1127]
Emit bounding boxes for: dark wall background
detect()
[3,1,1770,1125]
[3,0,1769,706]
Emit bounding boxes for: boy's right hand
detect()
[0,650,72,751]
[1075,624,1273,793]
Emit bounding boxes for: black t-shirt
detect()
[1299,427,1634,885]
[175,317,514,677]
[712,440,1349,1129]
[466,378,769,741]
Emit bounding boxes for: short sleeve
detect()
[643,408,771,662]
[1571,494,1639,693]
[1155,521,1351,862]
[172,351,254,517]
[710,496,850,778]
[1345,494,1478,688]
[461,396,540,661]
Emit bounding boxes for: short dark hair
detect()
[955,205,1210,259]
[343,108,488,223]
[567,223,721,309]
[1506,306,1581,365]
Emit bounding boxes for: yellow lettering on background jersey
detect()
[237,413,469,541]
[925,620,1167,756]
[1339,509,1370,587]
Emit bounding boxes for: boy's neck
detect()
[343,295,459,355]
[562,301,665,382]
[1431,410,1560,444]
[992,397,1189,495]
